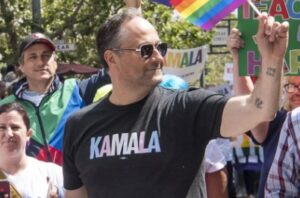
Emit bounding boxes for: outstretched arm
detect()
[221,13,289,137]
[228,28,270,143]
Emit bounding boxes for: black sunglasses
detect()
[109,43,168,59]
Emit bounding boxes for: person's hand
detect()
[254,12,289,61]
[227,28,244,57]
[123,0,141,8]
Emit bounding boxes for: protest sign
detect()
[163,46,208,84]
[238,0,299,76]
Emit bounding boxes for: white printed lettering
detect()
[90,137,101,159]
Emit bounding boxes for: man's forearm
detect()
[249,58,283,121]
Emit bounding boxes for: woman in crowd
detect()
[0,102,63,197]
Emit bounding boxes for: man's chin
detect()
[292,103,300,109]
[37,74,54,80]
[154,70,163,81]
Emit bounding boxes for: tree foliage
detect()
[0,0,232,86]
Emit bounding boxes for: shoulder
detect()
[27,157,62,174]
[291,107,300,121]
[156,86,228,104]
[287,107,300,138]
[28,157,60,167]
[282,107,300,132]
[66,100,101,124]
[62,78,78,87]
[78,69,110,85]
[0,94,16,105]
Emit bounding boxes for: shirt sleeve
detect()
[162,88,229,160]
[184,88,229,140]
[204,139,227,173]
[63,116,83,190]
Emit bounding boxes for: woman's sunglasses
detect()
[109,43,168,59]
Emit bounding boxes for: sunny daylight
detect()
[0,0,296,198]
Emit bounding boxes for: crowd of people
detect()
[1,0,299,197]
[0,65,20,99]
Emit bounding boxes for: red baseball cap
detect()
[18,32,55,58]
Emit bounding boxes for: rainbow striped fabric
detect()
[151,0,247,30]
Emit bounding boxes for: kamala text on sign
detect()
[163,46,208,84]
[238,0,299,76]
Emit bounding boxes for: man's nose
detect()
[5,128,14,138]
[151,48,165,64]
[36,56,46,66]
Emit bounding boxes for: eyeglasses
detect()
[284,83,300,92]
[109,43,168,59]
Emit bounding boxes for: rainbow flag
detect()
[151,0,247,30]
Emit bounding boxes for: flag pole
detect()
[247,0,261,16]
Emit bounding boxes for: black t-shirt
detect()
[63,86,229,198]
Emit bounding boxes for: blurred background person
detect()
[0,81,6,99]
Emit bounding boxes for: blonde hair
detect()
[281,76,299,111]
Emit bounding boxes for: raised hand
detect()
[227,28,245,57]
[255,13,289,61]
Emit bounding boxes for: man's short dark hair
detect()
[96,8,142,69]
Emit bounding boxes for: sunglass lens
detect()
[141,44,153,59]
[157,43,168,57]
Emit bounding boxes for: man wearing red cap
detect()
[0,31,110,165]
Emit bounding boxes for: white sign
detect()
[163,46,208,84]
[55,43,76,52]
[223,63,233,83]
[212,27,228,45]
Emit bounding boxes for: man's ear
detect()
[53,52,58,61]
[104,50,117,68]
[19,64,25,73]
[26,128,33,140]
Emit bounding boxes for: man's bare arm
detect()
[65,186,88,198]
[206,168,229,198]
[221,13,289,137]
[228,28,270,143]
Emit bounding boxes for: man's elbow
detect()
[260,109,277,122]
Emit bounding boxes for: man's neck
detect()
[109,84,153,105]
[27,78,54,94]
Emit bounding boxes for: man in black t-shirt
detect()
[63,8,289,198]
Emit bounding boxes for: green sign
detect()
[238,0,300,76]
